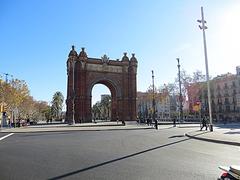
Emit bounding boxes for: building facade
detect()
[137,90,172,120]
[187,66,240,122]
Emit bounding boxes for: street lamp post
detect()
[176,58,183,123]
[72,60,76,125]
[152,70,158,129]
[197,6,213,131]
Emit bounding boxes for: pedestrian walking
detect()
[147,117,150,126]
[200,116,208,131]
[8,119,12,128]
[116,116,119,124]
[154,119,158,130]
[173,117,176,127]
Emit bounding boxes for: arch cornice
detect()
[87,76,122,98]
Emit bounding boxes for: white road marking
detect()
[0,133,14,141]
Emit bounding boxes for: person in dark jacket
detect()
[147,117,150,126]
[173,117,176,127]
[200,116,208,131]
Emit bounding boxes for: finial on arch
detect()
[68,45,78,57]
[79,47,88,60]
[130,53,137,62]
[122,52,129,62]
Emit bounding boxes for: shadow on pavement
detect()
[177,125,200,128]
[168,135,185,138]
[214,124,240,129]
[158,126,175,130]
[224,131,240,135]
[20,132,74,137]
[190,131,211,137]
[48,137,191,180]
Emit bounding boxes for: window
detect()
[224,83,228,88]
[233,89,236,95]
[224,98,229,104]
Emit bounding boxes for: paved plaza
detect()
[0,122,239,179]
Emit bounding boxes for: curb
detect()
[28,124,124,129]
[0,126,153,134]
[185,132,240,147]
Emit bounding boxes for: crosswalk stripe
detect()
[0,133,14,141]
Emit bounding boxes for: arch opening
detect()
[90,80,118,122]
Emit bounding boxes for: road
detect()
[0,126,239,180]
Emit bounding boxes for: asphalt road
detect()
[0,126,239,180]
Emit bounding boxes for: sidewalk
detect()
[0,121,153,133]
[185,123,240,146]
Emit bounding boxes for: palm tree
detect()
[51,91,64,120]
[100,95,111,120]
[92,102,101,120]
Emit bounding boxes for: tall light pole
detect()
[72,60,76,125]
[197,6,213,131]
[3,73,13,83]
[152,70,158,129]
[177,58,183,123]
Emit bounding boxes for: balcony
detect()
[217,99,222,105]
[224,93,229,97]
[224,101,230,105]
[224,83,228,89]
[232,82,236,88]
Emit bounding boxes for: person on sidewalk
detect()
[154,119,158,130]
[200,116,208,131]
[147,117,150,126]
[173,116,176,127]
[116,116,119,124]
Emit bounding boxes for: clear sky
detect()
[1,0,240,106]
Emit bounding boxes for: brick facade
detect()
[66,46,138,123]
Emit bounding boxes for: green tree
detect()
[92,102,101,120]
[51,91,64,120]
[100,95,111,120]
[43,106,52,121]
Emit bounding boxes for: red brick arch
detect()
[66,46,137,123]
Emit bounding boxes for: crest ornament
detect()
[101,54,109,64]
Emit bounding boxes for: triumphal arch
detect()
[65,46,138,123]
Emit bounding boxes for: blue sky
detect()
[1,0,240,106]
